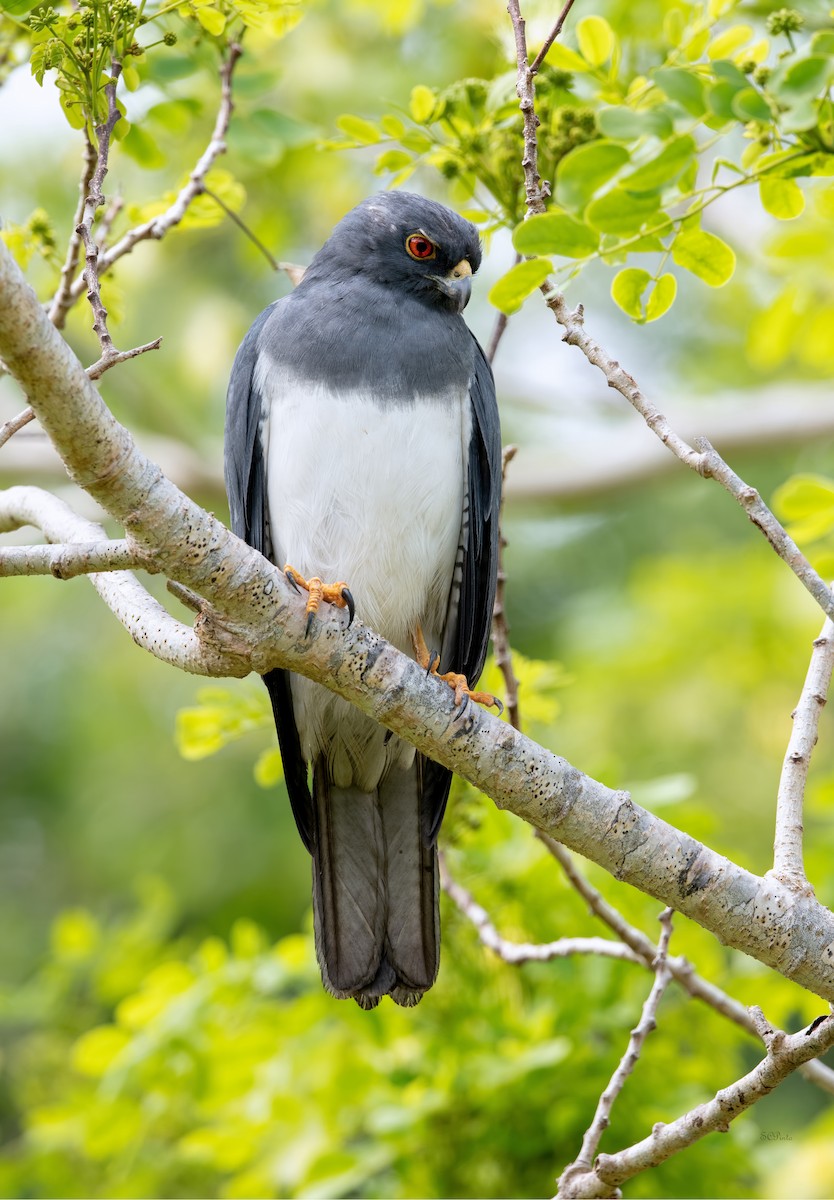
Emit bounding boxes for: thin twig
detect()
[491,444,520,729]
[0,538,146,579]
[537,833,834,1097]
[507,0,549,214]
[48,131,97,329]
[440,852,643,966]
[96,192,124,250]
[77,60,125,361]
[86,336,162,381]
[530,0,580,73]
[0,406,35,450]
[543,290,834,625]
[67,43,242,304]
[558,1009,834,1198]
[486,311,510,364]
[564,909,675,1187]
[202,185,280,271]
[769,614,834,893]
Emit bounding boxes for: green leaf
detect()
[488,257,552,314]
[653,67,707,116]
[556,141,630,211]
[611,267,651,319]
[335,114,381,144]
[374,149,412,173]
[772,474,834,544]
[781,97,820,133]
[253,747,284,788]
[759,177,805,219]
[776,56,831,98]
[409,84,436,123]
[597,105,673,140]
[546,43,589,73]
[645,273,677,321]
[194,5,226,35]
[731,87,773,123]
[708,80,745,121]
[585,187,661,235]
[400,130,432,153]
[671,227,735,286]
[381,114,406,139]
[512,212,599,258]
[576,15,615,66]
[121,125,166,170]
[72,1026,130,1078]
[811,30,834,56]
[622,135,695,191]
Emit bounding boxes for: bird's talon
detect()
[341,587,355,626]
[425,650,440,677]
[305,610,315,638]
[284,566,301,594]
[493,696,505,716]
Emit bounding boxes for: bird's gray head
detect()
[305,192,482,314]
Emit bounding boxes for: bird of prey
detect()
[224,192,501,1008]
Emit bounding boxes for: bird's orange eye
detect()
[405,234,436,261]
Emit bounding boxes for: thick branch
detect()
[0,485,237,674]
[0,534,140,578]
[770,615,834,892]
[5,241,834,1003]
[558,1010,834,1198]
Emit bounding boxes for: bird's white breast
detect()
[257,365,470,786]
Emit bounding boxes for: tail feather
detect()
[311,758,439,1008]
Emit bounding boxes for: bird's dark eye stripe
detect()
[405,235,436,260]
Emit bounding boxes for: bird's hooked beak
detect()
[430,258,472,312]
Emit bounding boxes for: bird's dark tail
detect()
[311,758,439,1008]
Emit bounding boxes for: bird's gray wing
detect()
[423,332,502,842]
[224,304,314,850]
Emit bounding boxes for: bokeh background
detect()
[2,0,834,1196]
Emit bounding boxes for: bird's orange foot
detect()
[284,564,355,636]
[412,625,503,718]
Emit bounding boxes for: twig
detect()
[486,311,510,364]
[537,833,834,1097]
[558,1009,834,1198]
[491,444,520,729]
[563,909,675,1191]
[440,852,643,966]
[0,406,35,450]
[77,60,125,362]
[507,0,549,215]
[770,614,834,893]
[86,336,163,381]
[530,0,580,73]
[202,185,279,271]
[96,192,124,250]
[67,44,243,304]
[47,131,97,330]
[543,290,834,625]
[0,537,145,578]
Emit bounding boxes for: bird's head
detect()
[308,192,482,314]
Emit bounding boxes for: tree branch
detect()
[558,1009,834,1198]
[66,43,242,305]
[0,534,141,578]
[770,614,834,893]
[543,291,834,624]
[530,0,580,73]
[47,130,97,330]
[0,405,36,450]
[440,851,643,966]
[563,910,675,1188]
[5,239,834,1002]
[507,0,549,214]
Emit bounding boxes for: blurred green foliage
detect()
[2,0,834,1196]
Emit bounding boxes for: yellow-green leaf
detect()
[488,257,552,315]
[409,84,436,124]
[759,177,805,220]
[51,909,100,960]
[546,43,589,73]
[512,211,599,258]
[194,4,226,35]
[772,474,834,544]
[611,267,651,319]
[645,273,677,321]
[708,24,753,59]
[336,114,381,144]
[254,747,285,788]
[72,1026,130,1078]
[671,227,735,286]
[577,15,615,66]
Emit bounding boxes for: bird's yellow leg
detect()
[284,564,355,635]
[412,624,503,715]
